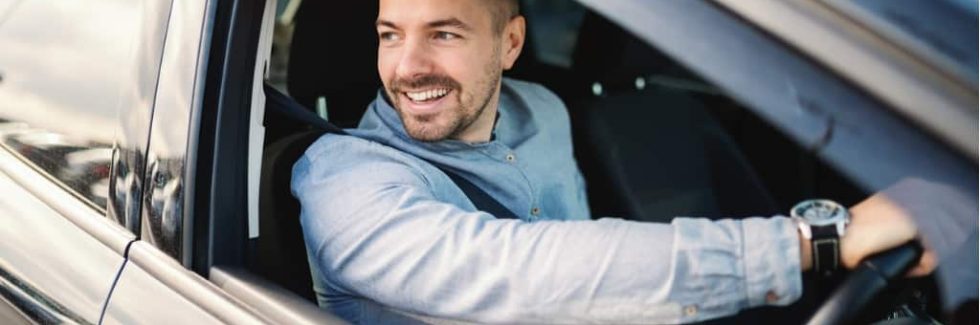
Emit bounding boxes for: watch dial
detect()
[795,200,845,225]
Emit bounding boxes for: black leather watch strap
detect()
[811,225,841,276]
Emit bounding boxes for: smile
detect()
[405,88,451,103]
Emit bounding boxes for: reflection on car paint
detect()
[0,122,112,213]
[143,156,185,259]
[109,146,143,232]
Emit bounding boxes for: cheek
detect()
[377,49,399,82]
[438,54,481,86]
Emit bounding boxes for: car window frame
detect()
[576,0,976,197]
[709,0,977,159]
[126,0,347,322]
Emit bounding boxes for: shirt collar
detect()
[362,89,503,153]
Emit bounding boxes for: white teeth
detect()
[406,89,450,102]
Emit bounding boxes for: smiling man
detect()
[292,0,932,323]
[377,0,521,143]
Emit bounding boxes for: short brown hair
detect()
[489,0,520,34]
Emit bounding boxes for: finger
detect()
[906,250,938,277]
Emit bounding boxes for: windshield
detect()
[836,0,978,79]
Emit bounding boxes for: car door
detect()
[0,0,170,323]
[100,0,345,323]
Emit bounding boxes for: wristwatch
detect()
[791,199,850,277]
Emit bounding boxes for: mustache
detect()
[389,74,461,93]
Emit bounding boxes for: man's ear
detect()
[501,16,526,71]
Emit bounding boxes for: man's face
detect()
[377,0,508,142]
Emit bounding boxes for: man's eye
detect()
[435,32,460,41]
[379,32,400,42]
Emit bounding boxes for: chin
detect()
[405,122,454,142]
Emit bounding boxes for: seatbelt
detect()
[264,84,520,219]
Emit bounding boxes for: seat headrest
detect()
[571,12,676,91]
[287,1,381,127]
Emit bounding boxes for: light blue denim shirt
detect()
[292,78,802,324]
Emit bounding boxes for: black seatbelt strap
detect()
[265,85,520,219]
[441,169,521,220]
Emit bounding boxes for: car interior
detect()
[244,0,940,323]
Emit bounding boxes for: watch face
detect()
[792,199,848,226]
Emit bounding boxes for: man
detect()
[292,0,935,323]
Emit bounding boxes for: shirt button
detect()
[766,291,780,303]
[530,207,541,216]
[505,154,516,162]
[684,305,698,317]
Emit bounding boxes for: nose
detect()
[394,38,435,80]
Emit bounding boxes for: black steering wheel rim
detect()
[806,242,924,325]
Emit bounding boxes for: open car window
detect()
[249,0,976,323]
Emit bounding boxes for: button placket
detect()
[488,144,536,221]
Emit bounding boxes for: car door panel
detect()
[0,0,182,321]
[0,150,130,324]
[137,0,212,265]
[102,242,266,324]
[0,297,31,325]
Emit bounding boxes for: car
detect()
[0,0,975,324]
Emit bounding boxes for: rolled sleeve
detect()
[741,217,803,307]
[668,217,802,322]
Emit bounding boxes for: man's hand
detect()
[799,192,937,276]
[843,193,937,276]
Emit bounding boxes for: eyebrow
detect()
[375,17,473,32]
[376,19,398,29]
[428,18,472,31]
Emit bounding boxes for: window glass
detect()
[0,0,154,212]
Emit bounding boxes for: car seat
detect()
[250,0,381,301]
[568,12,778,221]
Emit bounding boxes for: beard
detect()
[386,54,502,142]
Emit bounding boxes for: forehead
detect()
[378,0,493,28]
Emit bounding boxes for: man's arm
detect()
[293,139,802,324]
[794,195,932,276]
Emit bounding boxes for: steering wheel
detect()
[806,242,924,324]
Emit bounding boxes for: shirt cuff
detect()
[742,216,803,307]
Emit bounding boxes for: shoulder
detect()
[292,133,432,192]
[501,78,570,124]
[502,77,566,110]
[501,78,573,138]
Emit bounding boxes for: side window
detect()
[0,0,159,213]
